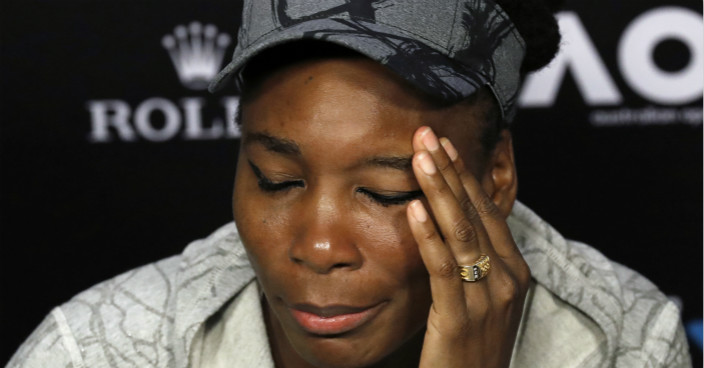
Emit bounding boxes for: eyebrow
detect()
[243,130,412,171]
[244,131,301,155]
[364,155,414,171]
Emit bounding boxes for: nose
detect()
[288,195,363,274]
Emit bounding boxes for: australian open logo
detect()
[86,21,240,143]
[162,22,232,90]
[518,7,702,126]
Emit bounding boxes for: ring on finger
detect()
[459,254,491,282]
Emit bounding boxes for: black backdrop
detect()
[1,0,702,365]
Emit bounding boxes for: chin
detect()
[291,338,397,368]
[280,316,425,368]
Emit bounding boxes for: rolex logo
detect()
[162,21,232,90]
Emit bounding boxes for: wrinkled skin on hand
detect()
[408,127,531,368]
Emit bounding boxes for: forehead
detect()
[241,57,484,160]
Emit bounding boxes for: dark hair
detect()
[474,0,565,155]
[497,0,565,74]
[236,0,564,157]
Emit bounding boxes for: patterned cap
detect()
[209,0,526,121]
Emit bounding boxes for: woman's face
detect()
[233,57,489,368]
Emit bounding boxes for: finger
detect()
[411,133,530,335]
[406,200,472,319]
[420,131,494,256]
[413,128,468,207]
[415,129,496,258]
[413,150,491,265]
[439,137,465,174]
[443,144,522,262]
[437,137,528,278]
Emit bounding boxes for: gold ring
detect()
[459,254,491,282]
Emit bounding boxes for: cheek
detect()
[355,208,431,333]
[233,175,292,272]
[354,207,427,282]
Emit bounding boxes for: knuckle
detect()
[475,195,499,216]
[492,284,519,310]
[465,204,481,224]
[436,158,453,173]
[454,161,468,175]
[458,196,473,214]
[498,277,519,299]
[431,184,451,197]
[435,258,459,279]
[494,271,529,308]
[451,218,476,243]
[422,228,439,242]
[458,170,473,183]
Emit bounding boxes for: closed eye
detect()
[249,161,304,192]
[356,188,424,207]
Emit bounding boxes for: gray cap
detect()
[209,0,525,121]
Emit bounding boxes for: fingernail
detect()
[421,128,439,151]
[410,200,428,223]
[418,152,436,175]
[440,138,459,162]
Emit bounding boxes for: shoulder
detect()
[7,254,183,368]
[7,222,255,368]
[507,201,691,367]
[607,260,691,367]
[6,310,75,368]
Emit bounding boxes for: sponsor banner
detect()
[520,6,702,126]
[1,0,246,362]
[87,21,242,143]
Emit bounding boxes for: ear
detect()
[480,130,517,218]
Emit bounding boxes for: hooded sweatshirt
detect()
[7,201,691,368]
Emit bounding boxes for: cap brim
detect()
[208,18,489,104]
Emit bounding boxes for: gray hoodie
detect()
[7,201,691,367]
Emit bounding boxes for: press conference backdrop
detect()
[1,0,702,364]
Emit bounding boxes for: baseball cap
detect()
[209,0,526,121]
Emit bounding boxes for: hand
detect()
[406,127,531,368]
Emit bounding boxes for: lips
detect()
[289,302,386,335]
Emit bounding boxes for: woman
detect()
[7,0,690,367]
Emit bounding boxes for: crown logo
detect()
[162,21,232,90]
